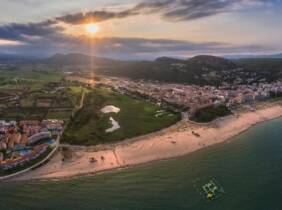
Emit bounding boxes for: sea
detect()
[1,118,282,210]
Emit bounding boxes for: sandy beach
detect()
[14,103,282,181]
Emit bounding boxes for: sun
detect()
[85,23,99,35]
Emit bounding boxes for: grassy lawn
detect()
[62,88,181,145]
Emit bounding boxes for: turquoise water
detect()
[1,118,282,210]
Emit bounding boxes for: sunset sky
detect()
[0,0,281,59]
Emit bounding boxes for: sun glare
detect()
[86,23,99,35]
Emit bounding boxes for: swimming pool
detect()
[47,139,55,145]
[19,148,32,156]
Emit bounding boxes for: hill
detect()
[235,58,282,81]
[189,55,238,70]
[96,55,240,85]
[98,55,282,85]
[0,53,37,64]
[4,53,282,86]
[41,53,124,67]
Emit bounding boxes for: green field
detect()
[0,69,63,82]
[0,69,63,91]
[62,88,181,145]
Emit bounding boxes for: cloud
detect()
[55,0,271,24]
[0,0,273,42]
[0,0,276,58]
[0,33,270,59]
[56,10,135,25]
[87,37,270,59]
[0,20,62,42]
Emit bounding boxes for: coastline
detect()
[13,103,282,182]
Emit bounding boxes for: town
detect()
[0,119,63,177]
[98,77,282,114]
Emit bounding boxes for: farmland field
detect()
[0,70,85,121]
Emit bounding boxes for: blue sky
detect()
[0,0,281,59]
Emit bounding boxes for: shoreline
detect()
[11,103,282,182]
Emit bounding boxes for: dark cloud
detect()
[56,10,136,24]
[0,0,271,42]
[0,20,62,42]
[55,0,270,24]
[0,0,274,58]
[55,0,174,24]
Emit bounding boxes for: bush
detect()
[192,105,231,123]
